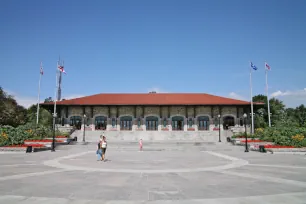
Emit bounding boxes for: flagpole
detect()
[52,60,59,152]
[250,66,255,134]
[265,65,271,127]
[53,60,59,121]
[36,62,42,125]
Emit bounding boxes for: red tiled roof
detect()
[42,93,261,106]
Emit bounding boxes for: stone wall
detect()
[68,106,82,117]
[61,105,247,131]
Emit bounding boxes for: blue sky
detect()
[1,0,305,108]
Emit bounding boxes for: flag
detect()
[40,62,44,75]
[265,62,271,70]
[250,62,258,70]
[58,65,66,74]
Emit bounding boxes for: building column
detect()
[184,117,188,131]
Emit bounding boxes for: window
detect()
[214,118,218,127]
[137,118,141,128]
[198,116,209,131]
[223,116,235,129]
[240,118,243,126]
[188,118,193,128]
[172,116,184,131]
[95,116,107,130]
[146,116,158,131]
[163,118,167,128]
[112,118,116,127]
[120,116,132,131]
[70,116,82,130]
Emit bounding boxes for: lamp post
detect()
[83,114,86,143]
[218,114,221,142]
[243,113,248,152]
[51,113,57,152]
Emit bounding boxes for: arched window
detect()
[223,116,235,129]
[70,116,82,130]
[146,116,158,131]
[198,116,209,131]
[95,116,107,130]
[120,116,132,131]
[172,116,184,131]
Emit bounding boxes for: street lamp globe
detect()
[243,113,247,118]
[218,114,221,118]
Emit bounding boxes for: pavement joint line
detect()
[249,164,306,169]
[0,169,70,181]
[1,192,306,204]
[0,164,39,167]
[43,150,248,173]
[217,170,306,188]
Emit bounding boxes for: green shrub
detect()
[0,124,54,146]
[256,126,306,147]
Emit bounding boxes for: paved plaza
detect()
[1,142,306,204]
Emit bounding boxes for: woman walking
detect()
[96,139,103,161]
[101,136,107,161]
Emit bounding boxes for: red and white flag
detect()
[265,62,271,70]
[58,65,66,74]
[40,62,44,75]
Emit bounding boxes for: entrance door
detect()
[95,116,107,130]
[223,116,235,129]
[172,116,184,131]
[198,116,210,130]
[120,116,132,130]
[70,116,82,130]
[146,116,158,131]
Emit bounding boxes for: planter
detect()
[213,128,220,131]
[1,144,45,148]
[161,129,169,131]
[0,144,48,152]
[187,128,195,131]
[240,140,265,143]
[24,139,64,143]
[55,136,68,138]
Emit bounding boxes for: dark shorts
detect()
[102,148,106,154]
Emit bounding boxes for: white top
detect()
[102,141,107,148]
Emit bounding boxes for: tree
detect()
[252,95,286,127]
[44,97,53,103]
[26,105,53,128]
[0,87,27,127]
[269,98,286,126]
[295,105,306,127]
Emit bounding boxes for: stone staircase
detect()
[71,130,232,143]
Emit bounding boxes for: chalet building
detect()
[42,92,258,132]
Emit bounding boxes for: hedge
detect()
[254,127,306,148]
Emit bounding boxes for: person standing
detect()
[139,139,143,151]
[101,136,107,161]
[96,139,102,161]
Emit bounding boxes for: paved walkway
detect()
[0,142,306,203]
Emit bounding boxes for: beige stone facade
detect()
[56,105,250,132]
